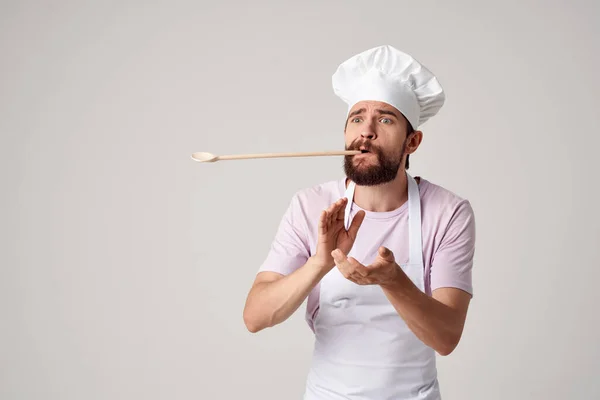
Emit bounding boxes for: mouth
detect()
[353,148,375,163]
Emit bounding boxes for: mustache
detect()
[346,140,380,153]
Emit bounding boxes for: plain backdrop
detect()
[2,1,599,399]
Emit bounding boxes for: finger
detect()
[347,210,366,238]
[325,200,337,215]
[350,276,373,285]
[331,249,354,279]
[326,199,340,225]
[325,200,339,226]
[318,210,327,235]
[378,246,395,262]
[330,198,346,226]
[352,262,371,277]
[344,275,359,284]
[335,197,347,221]
[327,207,336,227]
[331,248,348,265]
[343,266,373,285]
[332,250,369,278]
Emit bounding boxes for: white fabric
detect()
[332,45,445,129]
[304,172,440,399]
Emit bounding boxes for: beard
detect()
[343,139,407,186]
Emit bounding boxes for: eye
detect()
[351,117,362,123]
[380,118,392,124]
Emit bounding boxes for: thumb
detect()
[347,210,366,239]
[378,246,395,262]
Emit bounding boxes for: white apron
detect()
[304,172,440,400]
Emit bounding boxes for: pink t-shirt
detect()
[258,176,476,331]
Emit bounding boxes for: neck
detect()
[347,170,410,212]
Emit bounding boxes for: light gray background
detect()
[2,1,599,399]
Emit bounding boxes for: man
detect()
[243,45,476,400]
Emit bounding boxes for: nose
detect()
[360,118,377,140]
[361,130,376,140]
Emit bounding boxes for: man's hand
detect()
[331,246,405,287]
[332,245,471,356]
[314,197,365,271]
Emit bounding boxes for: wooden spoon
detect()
[191,150,361,163]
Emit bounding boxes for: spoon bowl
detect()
[191,152,219,162]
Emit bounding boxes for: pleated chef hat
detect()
[332,45,445,129]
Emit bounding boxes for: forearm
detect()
[380,276,466,355]
[243,257,329,332]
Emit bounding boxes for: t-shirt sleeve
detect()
[257,194,311,276]
[430,199,476,296]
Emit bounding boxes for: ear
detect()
[405,130,423,155]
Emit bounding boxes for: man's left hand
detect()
[331,246,406,287]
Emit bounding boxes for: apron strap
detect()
[407,173,423,267]
[343,180,355,231]
[343,173,422,267]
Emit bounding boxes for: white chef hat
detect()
[332,45,445,129]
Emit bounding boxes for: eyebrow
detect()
[347,108,400,120]
[375,109,400,119]
[347,108,366,119]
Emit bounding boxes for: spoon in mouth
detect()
[191,150,361,163]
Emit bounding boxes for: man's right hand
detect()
[243,197,365,333]
[314,197,366,271]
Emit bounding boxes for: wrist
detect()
[308,255,334,275]
[380,264,411,291]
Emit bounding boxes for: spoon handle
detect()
[217,150,361,161]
